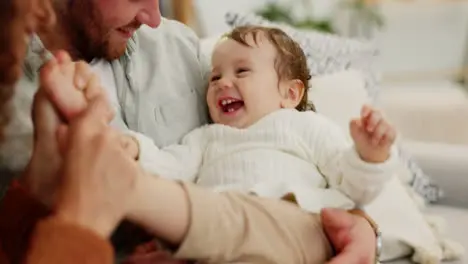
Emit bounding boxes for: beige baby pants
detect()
[174,182,333,264]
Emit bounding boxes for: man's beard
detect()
[66,1,129,61]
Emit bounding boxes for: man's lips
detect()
[116,27,136,38]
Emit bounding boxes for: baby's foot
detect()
[40,51,95,121]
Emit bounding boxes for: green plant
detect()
[255,2,335,33]
[341,0,385,29]
[294,18,334,33]
[255,0,386,35]
[255,3,294,25]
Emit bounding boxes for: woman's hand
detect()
[26,49,140,238]
[22,51,99,206]
[40,51,140,160]
[22,89,62,206]
[55,96,140,238]
[321,208,377,264]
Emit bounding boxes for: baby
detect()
[48,25,398,264]
[132,26,398,213]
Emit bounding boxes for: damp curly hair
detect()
[225,26,315,112]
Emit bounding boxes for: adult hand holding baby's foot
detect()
[40,50,106,121]
[350,105,396,163]
[55,96,140,238]
[39,51,139,159]
[24,51,103,205]
[24,89,63,206]
[26,51,140,207]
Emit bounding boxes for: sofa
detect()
[369,2,468,261]
[379,83,468,264]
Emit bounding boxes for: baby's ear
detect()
[280,79,305,109]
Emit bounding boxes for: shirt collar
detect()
[23,34,53,80]
[127,35,137,55]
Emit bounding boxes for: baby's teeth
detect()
[228,108,234,112]
[222,99,235,106]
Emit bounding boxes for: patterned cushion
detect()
[224,12,443,203]
[398,149,444,203]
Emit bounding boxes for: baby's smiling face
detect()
[207,33,290,129]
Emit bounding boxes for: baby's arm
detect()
[128,128,206,182]
[39,52,204,182]
[306,113,398,206]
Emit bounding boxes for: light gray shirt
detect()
[0,18,210,195]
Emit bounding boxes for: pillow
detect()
[308,70,369,136]
[398,151,444,203]
[221,11,444,203]
[308,70,462,263]
[199,34,222,62]
[225,12,381,101]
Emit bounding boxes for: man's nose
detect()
[136,0,161,28]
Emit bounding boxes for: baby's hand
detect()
[40,50,105,121]
[350,105,396,163]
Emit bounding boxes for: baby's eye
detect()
[210,75,221,82]
[236,68,250,75]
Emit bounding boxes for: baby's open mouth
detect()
[219,98,244,113]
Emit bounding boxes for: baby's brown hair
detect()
[225,26,315,112]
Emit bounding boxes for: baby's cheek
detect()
[207,106,219,124]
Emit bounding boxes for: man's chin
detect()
[103,34,130,60]
[104,43,128,60]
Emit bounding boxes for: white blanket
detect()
[308,70,464,263]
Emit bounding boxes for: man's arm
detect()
[321,208,380,264]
